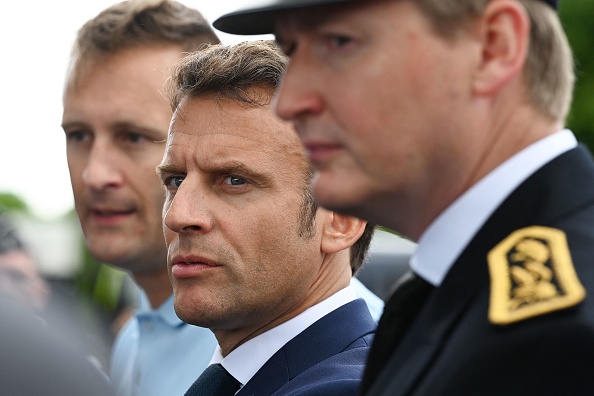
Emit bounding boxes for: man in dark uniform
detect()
[213,0,594,394]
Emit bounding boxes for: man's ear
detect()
[472,0,530,96]
[320,210,367,254]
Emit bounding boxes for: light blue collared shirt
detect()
[351,277,384,321]
[109,280,381,396]
[109,291,217,396]
[411,130,577,286]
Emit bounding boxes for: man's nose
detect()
[82,144,124,191]
[274,56,324,122]
[163,182,214,236]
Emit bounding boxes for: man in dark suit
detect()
[157,40,376,395]
[213,0,594,394]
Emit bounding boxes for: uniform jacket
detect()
[239,298,376,396]
[367,145,594,396]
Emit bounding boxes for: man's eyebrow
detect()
[155,162,182,180]
[62,120,165,142]
[61,120,86,131]
[156,160,272,185]
[208,161,275,187]
[212,161,270,181]
[216,161,254,175]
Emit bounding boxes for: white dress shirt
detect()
[210,286,358,388]
[411,130,577,286]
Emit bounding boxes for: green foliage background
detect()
[560,0,594,150]
[0,192,28,213]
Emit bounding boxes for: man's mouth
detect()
[92,208,135,216]
[170,255,220,278]
[88,207,136,226]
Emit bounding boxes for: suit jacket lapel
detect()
[238,299,376,396]
[368,145,594,396]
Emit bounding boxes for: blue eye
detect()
[168,176,184,188]
[224,176,246,186]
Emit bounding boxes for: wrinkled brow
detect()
[156,162,183,181]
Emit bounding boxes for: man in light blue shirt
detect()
[109,292,216,396]
[109,279,380,396]
[63,2,383,396]
[62,2,221,395]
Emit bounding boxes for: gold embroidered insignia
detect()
[488,226,586,325]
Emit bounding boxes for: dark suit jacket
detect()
[367,145,594,396]
[238,298,376,396]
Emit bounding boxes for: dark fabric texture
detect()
[360,271,433,394]
[185,363,240,396]
[364,145,594,396]
[237,298,376,396]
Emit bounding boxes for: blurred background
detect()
[0,0,591,367]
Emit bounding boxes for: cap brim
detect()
[213,0,558,36]
[213,0,352,35]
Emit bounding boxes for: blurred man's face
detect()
[274,0,479,236]
[0,250,49,311]
[62,46,182,273]
[159,93,329,343]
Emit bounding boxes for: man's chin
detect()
[174,306,212,328]
[312,178,371,217]
[85,239,134,265]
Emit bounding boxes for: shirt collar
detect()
[210,285,357,387]
[136,291,183,327]
[411,129,577,286]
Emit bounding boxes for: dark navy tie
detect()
[360,271,434,394]
[185,363,241,396]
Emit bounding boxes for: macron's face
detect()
[62,46,182,273]
[160,94,324,340]
[274,0,479,231]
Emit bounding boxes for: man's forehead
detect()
[275,3,352,34]
[278,0,395,43]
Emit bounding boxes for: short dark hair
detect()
[167,40,375,274]
[167,40,286,110]
[68,0,220,82]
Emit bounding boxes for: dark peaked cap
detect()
[214,0,558,36]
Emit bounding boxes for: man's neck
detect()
[133,269,172,309]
